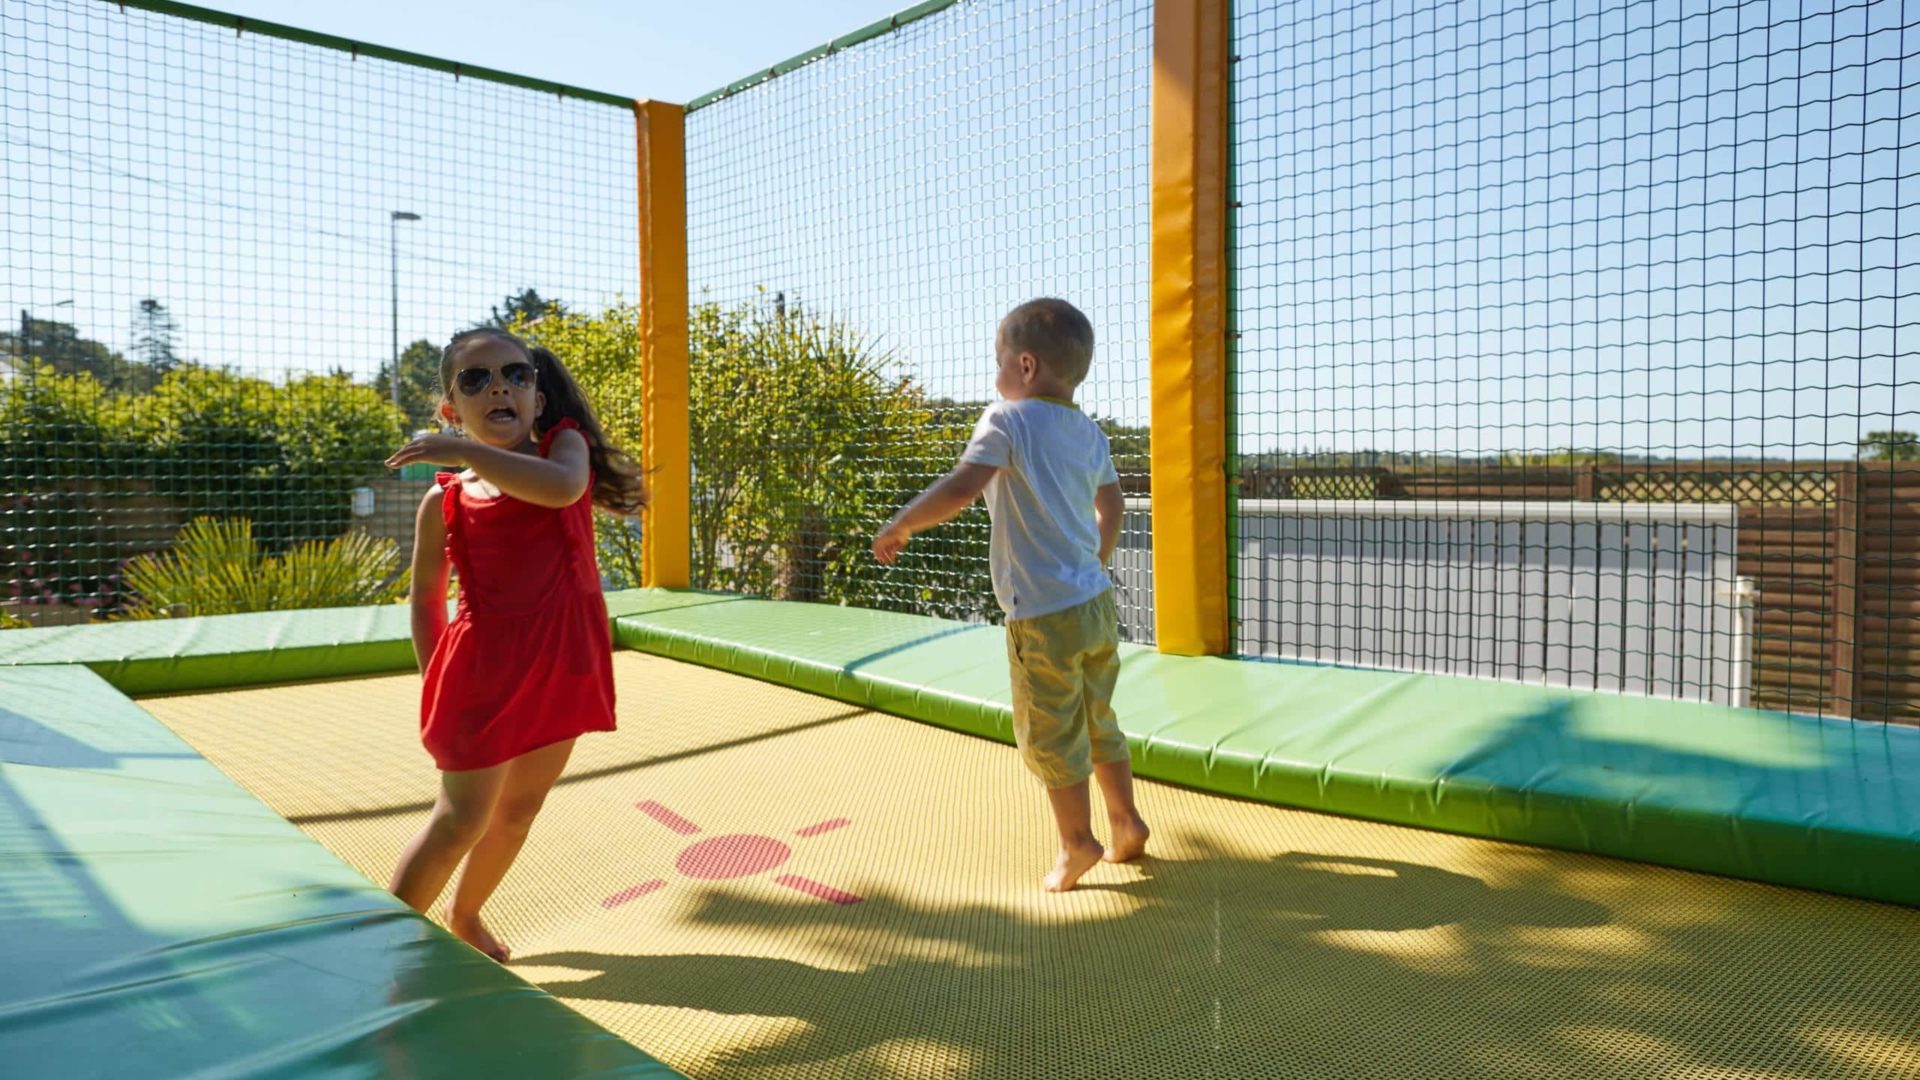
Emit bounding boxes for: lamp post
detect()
[390,211,421,409]
[14,298,73,364]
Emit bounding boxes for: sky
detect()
[5,0,1917,461]
[203,0,911,106]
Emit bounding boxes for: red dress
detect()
[420,419,615,771]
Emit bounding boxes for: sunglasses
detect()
[453,360,537,396]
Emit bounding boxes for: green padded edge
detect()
[612,592,1920,909]
[6,591,1913,910]
[0,590,673,695]
[0,663,680,1079]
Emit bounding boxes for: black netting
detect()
[2,0,637,624]
[684,0,1154,638]
[1232,0,1920,719]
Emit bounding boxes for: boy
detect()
[873,298,1149,892]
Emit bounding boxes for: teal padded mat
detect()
[0,662,680,1079]
[4,590,1912,908]
[0,589,668,694]
[612,591,1920,908]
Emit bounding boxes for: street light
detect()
[390,211,422,409]
[15,299,73,361]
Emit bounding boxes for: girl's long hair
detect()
[439,327,647,515]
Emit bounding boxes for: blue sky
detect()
[205,0,910,106]
[5,0,1916,460]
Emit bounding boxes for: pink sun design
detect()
[601,800,864,908]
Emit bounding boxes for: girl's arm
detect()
[872,463,999,563]
[409,486,451,673]
[1094,481,1124,565]
[385,429,590,509]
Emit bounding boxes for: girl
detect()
[383,326,645,962]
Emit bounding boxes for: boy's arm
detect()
[873,463,999,564]
[1094,481,1124,565]
[385,430,590,508]
[408,486,452,674]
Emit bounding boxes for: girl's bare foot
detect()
[1105,815,1151,863]
[1044,840,1105,892]
[450,913,511,963]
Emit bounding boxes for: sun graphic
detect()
[601,800,863,908]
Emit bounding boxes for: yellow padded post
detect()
[1150,0,1231,655]
[637,99,690,589]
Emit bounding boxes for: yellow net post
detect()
[1149,0,1230,655]
[637,99,690,589]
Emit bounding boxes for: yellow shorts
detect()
[1005,590,1129,788]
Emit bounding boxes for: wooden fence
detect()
[1237,462,1920,722]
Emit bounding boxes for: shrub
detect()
[513,296,993,618]
[119,517,408,619]
[136,367,404,553]
[2,364,405,619]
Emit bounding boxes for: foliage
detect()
[1499,450,1622,467]
[0,609,29,630]
[2,362,404,617]
[685,294,991,619]
[0,361,140,481]
[0,363,145,609]
[372,338,444,433]
[510,295,993,618]
[131,299,181,372]
[2,315,162,393]
[1860,431,1920,462]
[1102,420,1150,481]
[136,366,404,552]
[119,517,407,619]
[511,302,646,587]
[483,288,564,329]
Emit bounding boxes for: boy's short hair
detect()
[1002,298,1095,386]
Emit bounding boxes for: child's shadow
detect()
[518,846,1609,1073]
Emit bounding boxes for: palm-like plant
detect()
[120,517,408,619]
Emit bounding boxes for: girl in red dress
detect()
[382,326,645,962]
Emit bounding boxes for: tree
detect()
[682,295,989,616]
[511,295,992,618]
[482,288,564,329]
[137,366,405,553]
[1500,449,1622,467]
[510,305,644,586]
[2,314,147,391]
[373,338,445,432]
[1101,420,1149,484]
[1860,431,1920,462]
[131,299,180,373]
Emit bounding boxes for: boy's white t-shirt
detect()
[959,397,1119,620]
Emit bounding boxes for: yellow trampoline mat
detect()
[141,653,1920,1080]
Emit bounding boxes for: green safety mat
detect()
[0,590,668,694]
[0,662,681,1079]
[612,592,1920,908]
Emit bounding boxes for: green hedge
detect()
[2,362,403,615]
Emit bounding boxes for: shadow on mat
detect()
[529,844,1610,1077]
[520,836,1919,1079]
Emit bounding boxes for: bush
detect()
[0,363,146,609]
[136,367,404,552]
[685,295,991,619]
[2,363,405,618]
[512,303,647,587]
[512,296,993,618]
[119,517,408,618]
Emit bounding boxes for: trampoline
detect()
[133,650,1920,1079]
[5,592,1920,1078]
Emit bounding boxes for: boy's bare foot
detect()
[1105,815,1151,863]
[450,914,511,963]
[1044,840,1105,892]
